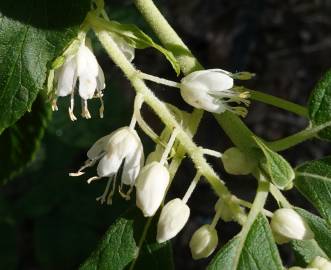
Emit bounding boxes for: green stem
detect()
[133,0,256,154]
[134,0,203,74]
[269,184,291,208]
[233,173,270,269]
[267,120,331,152]
[93,27,237,207]
[250,90,308,117]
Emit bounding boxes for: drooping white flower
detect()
[53,39,105,120]
[156,198,190,243]
[309,256,331,270]
[270,208,314,243]
[189,224,218,260]
[179,69,250,116]
[70,127,144,202]
[135,161,170,217]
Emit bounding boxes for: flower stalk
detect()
[91,26,242,214]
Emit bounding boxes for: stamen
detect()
[69,92,77,121]
[81,99,91,119]
[51,99,58,111]
[99,94,104,119]
[118,183,133,200]
[69,158,99,177]
[87,176,102,184]
[107,174,118,205]
[96,178,112,204]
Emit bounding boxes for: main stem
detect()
[93,28,238,209]
[133,0,257,153]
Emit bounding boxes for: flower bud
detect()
[270,208,314,243]
[189,224,218,260]
[221,147,256,175]
[157,198,190,243]
[309,256,331,270]
[135,162,170,217]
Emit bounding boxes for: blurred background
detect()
[1,0,331,269]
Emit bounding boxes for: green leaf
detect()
[0,0,90,133]
[291,240,326,266]
[253,137,295,189]
[79,208,174,270]
[295,156,331,225]
[291,208,331,265]
[208,214,283,270]
[308,69,331,141]
[0,94,51,184]
[92,16,180,75]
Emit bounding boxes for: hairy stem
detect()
[93,28,239,209]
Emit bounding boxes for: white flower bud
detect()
[189,224,218,260]
[221,147,256,175]
[135,162,170,217]
[270,208,314,243]
[157,198,190,243]
[309,256,331,270]
[179,69,250,116]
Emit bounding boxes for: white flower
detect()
[53,40,105,120]
[157,198,190,243]
[270,208,314,243]
[179,69,250,116]
[70,127,144,202]
[309,256,331,270]
[189,224,218,260]
[135,161,170,217]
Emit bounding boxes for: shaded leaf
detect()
[0,0,90,133]
[0,95,51,184]
[308,69,331,141]
[295,157,331,225]
[254,137,295,189]
[208,214,283,270]
[79,208,174,270]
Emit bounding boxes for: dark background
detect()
[1,0,331,269]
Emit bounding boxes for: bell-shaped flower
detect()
[270,208,314,244]
[157,198,190,243]
[70,127,144,196]
[309,256,331,270]
[179,69,250,116]
[53,39,105,120]
[135,161,170,217]
[189,224,218,260]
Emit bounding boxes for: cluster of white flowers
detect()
[57,30,256,261]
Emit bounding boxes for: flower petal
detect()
[78,72,97,100]
[76,45,99,77]
[56,55,77,97]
